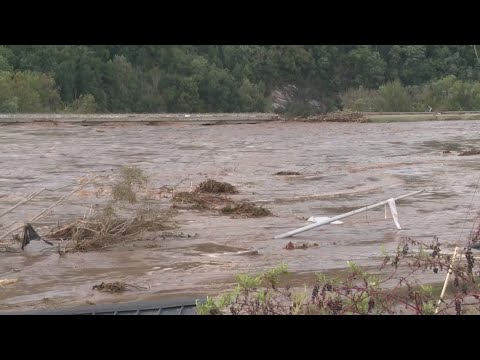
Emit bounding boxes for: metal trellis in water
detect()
[274,189,426,239]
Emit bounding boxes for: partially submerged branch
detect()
[0,174,100,241]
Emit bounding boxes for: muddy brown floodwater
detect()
[1,120,480,312]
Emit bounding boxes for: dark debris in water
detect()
[220,202,272,218]
[172,191,233,209]
[459,148,480,156]
[91,281,147,293]
[284,241,318,250]
[195,179,238,194]
[160,231,199,239]
[292,110,368,123]
[21,223,53,250]
[274,171,301,176]
[92,281,127,293]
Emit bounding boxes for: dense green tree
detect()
[103,55,140,112]
[387,45,432,85]
[0,70,61,112]
[237,79,267,112]
[0,56,12,72]
[64,94,98,113]
[1,45,479,114]
[376,80,412,112]
[347,46,386,88]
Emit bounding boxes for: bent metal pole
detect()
[274,189,425,239]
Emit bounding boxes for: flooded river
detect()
[1,120,480,311]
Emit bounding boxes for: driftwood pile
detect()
[172,179,271,218]
[1,171,272,254]
[294,110,368,123]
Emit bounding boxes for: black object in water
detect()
[21,223,53,250]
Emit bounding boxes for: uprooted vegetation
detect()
[197,237,480,315]
[291,110,368,123]
[172,192,233,210]
[171,179,272,218]
[220,202,272,218]
[92,281,147,293]
[1,172,272,254]
[196,179,238,194]
[47,206,176,253]
[111,165,149,203]
[48,166,176,253]
[171,179,238,210]
[284,241,318,250]
[92,281,128,293]
[1,165,178,253]
[171,179,238,207]
[172,192,271,218]
[458,148,480,156]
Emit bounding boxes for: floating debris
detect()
[307,216,343,225]
[459,148,480,156]
[220,202,272,217]
[92,281,127,293]
[284,241,318,250]
[195,179,238,194]
[92,281,147,293]
[275,189,425,239]
[0,278,17,287]
[172,191,233,210]
[21,223,53,250]
[274,171,300,176]
[172,181,272,218]
[47,207,176,253]
[294,110,368,123]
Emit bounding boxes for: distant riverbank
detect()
[1,111,480,125]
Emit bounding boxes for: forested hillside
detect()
[0,45,479,114]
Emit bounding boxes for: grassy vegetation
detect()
[46,165,176,253]
[197,236,480,315]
